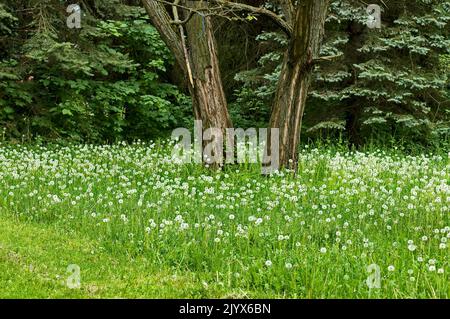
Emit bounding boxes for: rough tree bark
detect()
[142,0,331,169]
[141,0,232,154]
[268,0,330,171]
[184,0,232,130]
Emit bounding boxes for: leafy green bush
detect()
[0,1,191,142]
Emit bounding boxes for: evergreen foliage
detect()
[231,0,450,147]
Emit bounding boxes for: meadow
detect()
[0,141,448,298]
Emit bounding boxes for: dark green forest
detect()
[0,1,449,299]
[1,0,449,149]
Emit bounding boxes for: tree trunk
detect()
[184,1,232,130]
[268,0,329,171]
[345,102,363,147]
[141,0,232,163]
[344,22,365,148]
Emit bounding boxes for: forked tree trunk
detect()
[142,0,232,158]
[268,0,330,171]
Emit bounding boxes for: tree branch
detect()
[313,53,343,64]
[153,0,292,36]
[171,10,195,25]
[211,0,292,36]
[171,0,194,87]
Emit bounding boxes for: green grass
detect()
[0,218,236,298]
[0,141,448,298]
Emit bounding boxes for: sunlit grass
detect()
[0,141,448,298]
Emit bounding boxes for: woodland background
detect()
[1,0,449,150]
